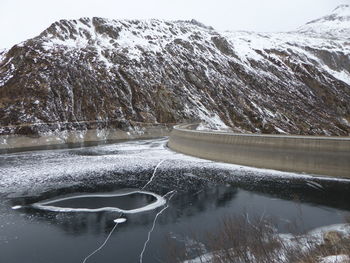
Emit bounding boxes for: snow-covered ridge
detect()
[297,4,350,39]
[37,10,350,76]
[39,18,216,58]
[37,4,350,53]
[37,14,350,87]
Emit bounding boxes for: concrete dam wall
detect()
[168,124,350,178]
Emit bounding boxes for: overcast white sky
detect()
[0,0,349,49]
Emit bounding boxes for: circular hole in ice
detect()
[31,190,166,214]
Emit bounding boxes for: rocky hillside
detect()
[1,5,350,136]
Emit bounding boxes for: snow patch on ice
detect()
[114,218,127,224]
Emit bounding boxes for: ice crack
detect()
[82,213,125,263]
[142,159,166,190]
[139,190,176,263]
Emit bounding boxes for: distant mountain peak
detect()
[297,5,350,39]
[189,19,214,30]
[327,4,350,20]
[333,4,350,14]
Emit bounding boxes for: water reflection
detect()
[237,178,350,211]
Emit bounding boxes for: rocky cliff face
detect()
[1,6,350,136]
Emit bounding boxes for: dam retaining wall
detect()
[168,124,350,178]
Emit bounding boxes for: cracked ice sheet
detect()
[0,137,349,196]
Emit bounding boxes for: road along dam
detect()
[168,124,350,178]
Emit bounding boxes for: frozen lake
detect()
[0,137,349,263]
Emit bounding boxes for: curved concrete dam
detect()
[168,124,350,178]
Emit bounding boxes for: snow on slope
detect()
[222,30,350,86]
[34,18,234,130]
[40,8,350,83]
[0,49,5,61]
[221,5,350,86]
[41,8,349,103]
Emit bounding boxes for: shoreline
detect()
[0,125,171,153]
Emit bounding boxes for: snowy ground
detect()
[0,137,349,199]
[0,138,350,200]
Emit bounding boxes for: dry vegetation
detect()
[166,214,350,263]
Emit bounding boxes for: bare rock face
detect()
[1,6,350,136]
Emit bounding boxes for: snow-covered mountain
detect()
[1,6,350,136]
